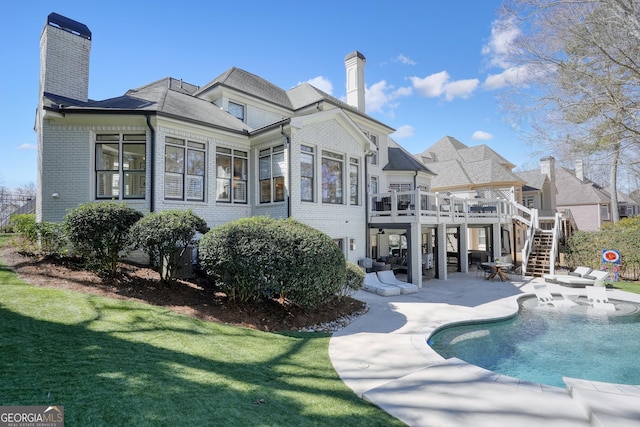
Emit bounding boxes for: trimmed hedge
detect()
[65,202,143,276]
[131,210,209,282]
[565,216,640,280]
[199,217,346,309]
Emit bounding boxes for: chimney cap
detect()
[345,50,366,62]
[47,12,91,40]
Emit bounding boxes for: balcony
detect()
[369,190,514,225]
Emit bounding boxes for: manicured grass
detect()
[609,280,640,295]
[0,235,403,426]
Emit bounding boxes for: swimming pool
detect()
[428,296,640,388]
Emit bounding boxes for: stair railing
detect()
[520,207,538,276]
[547,212,562,276]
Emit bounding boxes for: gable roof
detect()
[196,67,293,109]
[555,167,611,205]
[415,135,522,189]
[384,147,436,174]
[516,169,548,191]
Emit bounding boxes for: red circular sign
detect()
[602,250,620,263]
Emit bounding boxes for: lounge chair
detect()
[544,266,592,283]
[376,270,419,294]
[554,269,609,287]
[363,273,401,297]
[586,286,616,311]
[533,284,577,307]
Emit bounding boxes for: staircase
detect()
[526,231,553,277]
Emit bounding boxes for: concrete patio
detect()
[329,272,640,426]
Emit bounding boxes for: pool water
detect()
[428,296,640,388]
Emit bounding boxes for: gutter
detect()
[281,124,291,218]
[145,114,156,212]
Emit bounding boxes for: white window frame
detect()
[165,137,206,202]
[300,145,315,202]
[216,147,248,204]
[322,150,344,204]
[259,145,286,204]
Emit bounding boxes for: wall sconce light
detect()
[51,193,60,199]
[349,239,356,251]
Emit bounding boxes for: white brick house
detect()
[37,13,551,284]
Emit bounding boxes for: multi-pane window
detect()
[322,150,343,204]
[370,176,379,194]
[350,157,359,205]
[523,195,535,208]
[164,137,206,201]
[96,134,146,199]
[228,101,245,122]
[365,132,378,165]
[216,147,248,203]
[259,145,285,203]
[300,145,314,202]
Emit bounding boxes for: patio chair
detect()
[533,284,577,307]
[553,269,609,287]
[362,273,402,297]
[376,270,419,294]
[586,286,616,311]
[544,266,592,284]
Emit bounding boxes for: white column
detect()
[459,224,469,273]
[437,223,447,279]
[410,223,422,287]
[492,224,502,261]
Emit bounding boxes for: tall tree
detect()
[499,0,640,223]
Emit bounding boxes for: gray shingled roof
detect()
[62,85,250,133]
[196,67,293,109]
[516,169,548,191]
[415,136,523,189]
[383,147,435,174]
[555,167,611,205]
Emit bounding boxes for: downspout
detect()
[145,114,156,212]
[364,151,375,257]
[281,125,291,218]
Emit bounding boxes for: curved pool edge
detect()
[414,290,640,392]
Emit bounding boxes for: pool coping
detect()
[329,274,640,426]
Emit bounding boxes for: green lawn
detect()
[0,235,403,426]
[609,280,640,294]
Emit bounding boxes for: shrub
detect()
[341,261,364,299]
[36,221,67,257]
[131,210,209,282]
[565,216,640,280]
[9,214,38,253]
[65,202,143,276]
[199,217,346,309]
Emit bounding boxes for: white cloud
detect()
[410,71,449,98]
[410,71,478,101]
[392,54,416,65]
[482,16,520,69]
[17,143,37,150]
[301,76,333,95]
[443,79,480,101]
[365,80,412,114]
[472,131,494,140]
[391,125,414,139]
[483,65,536,90]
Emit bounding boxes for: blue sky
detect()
[0,0,540,189]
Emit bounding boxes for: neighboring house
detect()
[414,136,531,263]
[35,13,547,283]
[554,160,638,231]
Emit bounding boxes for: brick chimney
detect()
[39,13,92,103]
[345,51,366,113]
